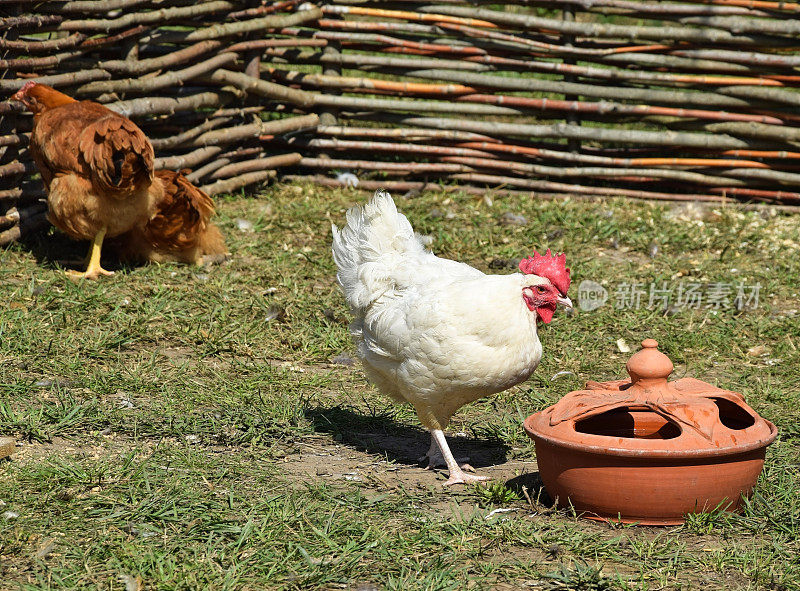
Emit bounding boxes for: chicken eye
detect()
[535,286,547,293]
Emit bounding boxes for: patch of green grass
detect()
[0,182,798,589]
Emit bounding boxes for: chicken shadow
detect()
[15,228,136,274]
[305,405,510,469]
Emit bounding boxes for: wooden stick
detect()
[150,117,234,151]
[59,2,235,32]
[322,5,499,28]
[0,203,47,231]
[0,32,85,52]
[396,116,782,150]
[300,157,471,173]
[0,213,49,246]
[317,125,498,142]
[76,53,236,95]
[207,69,314,108]
[98,40,223,75]
[0,69,110,92]
[201,170,276,195]
[185,147,264,182]
[209,152,302,179]
[54,0,151,13]
[417,4,796,46]
[109,92,229,118]
[157,6,322,42]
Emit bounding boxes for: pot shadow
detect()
[305,406,510,469]
[505,471,556,507]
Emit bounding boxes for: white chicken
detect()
[332,191,572,485]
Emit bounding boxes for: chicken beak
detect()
[557,296,573,309]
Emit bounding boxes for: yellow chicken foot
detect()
[431,429,490,486]
[66,227,115,280]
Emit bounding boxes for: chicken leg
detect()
[431,429,490,486]
[420,433,475,471]
[66,226,115,280]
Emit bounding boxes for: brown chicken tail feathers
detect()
[143,170,218,253]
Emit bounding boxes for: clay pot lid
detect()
[525,339,777,458]
[626,338,672,382]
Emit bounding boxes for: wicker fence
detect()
[2,0,800,244]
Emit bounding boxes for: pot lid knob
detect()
[626,339,673,383]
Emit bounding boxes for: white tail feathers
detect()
[332,190,425,314]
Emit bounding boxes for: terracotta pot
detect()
[524,339,777,525]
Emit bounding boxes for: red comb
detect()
[519,249,571,295]
[11,81,37,101]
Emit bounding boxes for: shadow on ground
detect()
[506,471,555,507]
[306,405,511,469]
[16,227,139,274]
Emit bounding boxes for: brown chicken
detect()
[12,82,226,278]
[112,169,226,265]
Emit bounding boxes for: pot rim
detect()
[524,412,778,459]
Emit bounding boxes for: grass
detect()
[0,182,799,590]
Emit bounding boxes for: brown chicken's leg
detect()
[431,429,490,486]
[66,226,115,280]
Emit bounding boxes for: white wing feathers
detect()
[331,189,479,315]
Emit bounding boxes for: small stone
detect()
[550,370,577,381]
[331,353,354,366]
[429,208,444,219]
[647,241,660,258]
[488,258,512,269]
[0,437,15,459]
[265,306,286,322]
[35,538,57,560]
[336,172,359,187]
[2,511,19,520]
[236,219,254,232]
[119,574,143,591]
[499,212,528,226]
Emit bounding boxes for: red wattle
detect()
[537,305,555,324]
